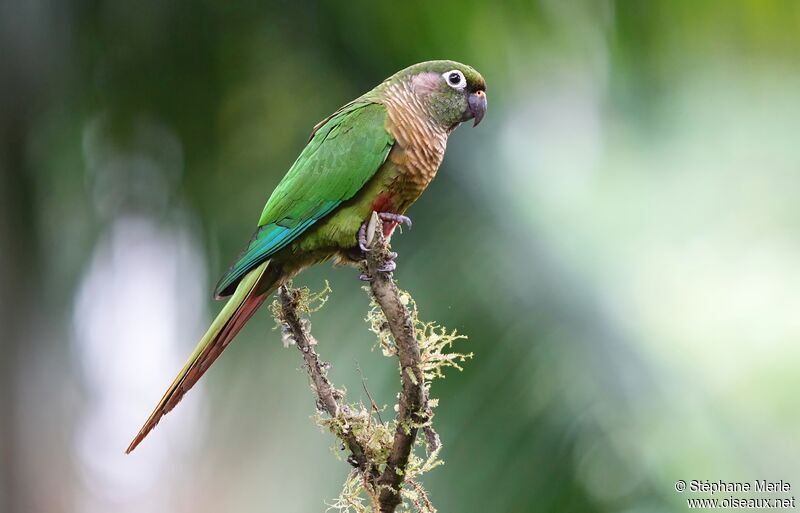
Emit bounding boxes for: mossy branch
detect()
[361,214,428,513]
[273,213,471,513]
[276,284,378,477]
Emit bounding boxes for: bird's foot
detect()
[377,252,399,273]
[356,212,408,281]
[378,212,412,228]
[357,213,410,253]
[358,251,398,281]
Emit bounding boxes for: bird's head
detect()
[384,60,487,130]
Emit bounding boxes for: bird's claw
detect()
[358,223,369,252]
[356,212,405,281]
[378,212,412,228]
[377,259,397,273]
[358,213,411,254]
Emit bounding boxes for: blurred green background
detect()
[2,1,800,512]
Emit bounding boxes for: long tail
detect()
[126,260,276,453]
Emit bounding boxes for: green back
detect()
[214,100,394,297]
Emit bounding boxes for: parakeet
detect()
[126,60,487,453]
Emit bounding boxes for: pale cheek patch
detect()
[411,72,442,95]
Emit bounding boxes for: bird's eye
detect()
[442,70,466,90]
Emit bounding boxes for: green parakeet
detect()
[127,60,487,453]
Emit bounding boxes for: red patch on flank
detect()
[370,193,399,238]
[371,193,395,214]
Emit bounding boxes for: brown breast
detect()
[382,81,449,200]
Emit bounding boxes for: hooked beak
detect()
[468,90,487,127]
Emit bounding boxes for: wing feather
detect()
[214,100,393,297]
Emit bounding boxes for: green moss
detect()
[277,284,469,513]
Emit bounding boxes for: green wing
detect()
[214,100,393,298]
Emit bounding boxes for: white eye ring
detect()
[442,70,466,90]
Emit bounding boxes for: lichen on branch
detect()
[273,214,471,513]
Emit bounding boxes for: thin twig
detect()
[356,361,384,425]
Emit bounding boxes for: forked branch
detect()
[276,212,458,513]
